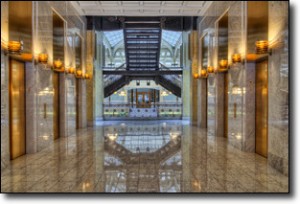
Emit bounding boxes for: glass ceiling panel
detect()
[103,30,124,47]
[162,30,182,47]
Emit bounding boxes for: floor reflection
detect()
[103,121,182,192]
[1,120,288,193]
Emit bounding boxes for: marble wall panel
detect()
[25,63,37,153]
[35,67,56,151]
[190,31,199,125]
[1,1,87,170]
[66,75,77,136]
[207,75,216,136]
[86,31,95,125]
[182,32,191,120]
[1,1,10,170]
[198,2,255,152]
[268,1,289,176]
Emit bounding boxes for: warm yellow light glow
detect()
[119,91,126,96]
[246,54,258,61]
[219,59,228,68]
[66,67,75,74]
[161,91,168,96]
[38,53,48,64]
[207,66,214,74]
[8,40,23,53]
[21,53,33,61]
[85,73,91,79]
[107,133,118,141]
[76,70,83,77]
[53,59,63,69]
[200,69,207,78]
[232,53,241,63]
[255,40,268,54]
[193,73,199,79]
[170,132,180,140]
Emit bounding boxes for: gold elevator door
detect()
[9,59,26,159]
[255,60,268,157]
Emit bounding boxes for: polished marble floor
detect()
[1,120,288,193]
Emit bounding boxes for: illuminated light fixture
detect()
[66,67,75,74]
[199,69,208,78]
[161,90,168,96]
[21,53,33,61]
[169,132,180,140]
[52,59,65,72]
[75,69,84,78]
[246,54,258,61]
[107,133,118,141]
[218,59,228,72]
[193,73,199,79]
[232,53,242,63]
[119,90,126,96]
[207,66,214,74]
[38,53,48,64]
[8,40,23,53]
[255,40,268,54]
[85,73,91,79]
[53,59,63,69]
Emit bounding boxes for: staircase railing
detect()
[159,63,182,88]
[103,63,126,87]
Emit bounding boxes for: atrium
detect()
[1,1,289,193]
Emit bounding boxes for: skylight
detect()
[162,30,182,47]
[103,30,124,47]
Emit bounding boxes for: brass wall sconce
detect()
[199,69,208,78]
[52,59,65,72]
[75,70,85,79]
[38,53,48,64]
[21,53,33,62]
[8,40,23,54]
[66,67,75,74]
[218,59,228,72]
[193,73,199,79]
[85,73,91,79]
[232,53,242,63]
[207,66,215,74]
[255,40,270,55]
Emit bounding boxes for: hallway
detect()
[1,121,288,193]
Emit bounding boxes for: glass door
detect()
[136,92,151,108]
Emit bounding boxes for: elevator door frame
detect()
[9,58,26,159]
[255,59,268,157]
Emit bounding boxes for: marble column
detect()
[86,31,95,126]
[1,1,10,170]
[25,63,38,153]
[190,31,199,125]
[197,79,207,128]
[267,1,289,176]
[215,73,225,137]
[182,32,191,120]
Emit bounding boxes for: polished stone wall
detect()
[1,1,87,170]
[32,1,87,140]
[86,31,95,126]
[1,1,9,170]
[268,1,289,176]
[190,31,199,125]
[197,1,289,175]
[182,32,191,120]
[198,1,256,151]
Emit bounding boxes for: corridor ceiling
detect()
[71,1,212,16]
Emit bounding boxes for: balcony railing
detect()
[103,102,182,119]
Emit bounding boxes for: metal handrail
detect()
[104,63,126,87]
